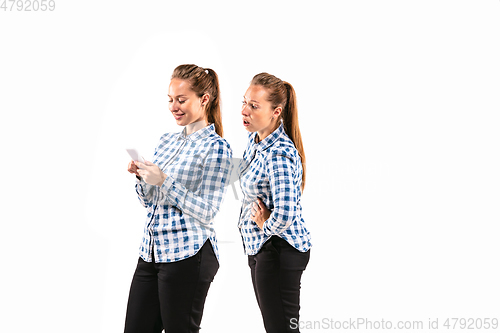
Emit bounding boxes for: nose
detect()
[241,104,249,116]
[169,101,178,112]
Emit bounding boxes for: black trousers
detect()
[248,236,311,333]
[124,241,219,333]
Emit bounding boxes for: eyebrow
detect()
[243,96,260,104]
[168,94,188,98]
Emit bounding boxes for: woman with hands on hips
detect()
[124,64,233,333]
[238,73,312,333]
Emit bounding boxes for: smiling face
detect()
[242,85,282,140]
[168,78,208,126]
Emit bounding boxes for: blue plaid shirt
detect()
[238,122,312,255]
[135,124,233,263]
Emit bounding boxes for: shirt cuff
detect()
[262,218,275,236]
[135,176,144,188]
[159,174,175,202]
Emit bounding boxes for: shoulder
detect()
[265,147,296,169]
[207,133,233,157]
[265,133,298,164]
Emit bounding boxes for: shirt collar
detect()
[252,121,285,151]
[178,123,215,141]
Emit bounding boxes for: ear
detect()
[273,106,282,118]
[201,93,210,106]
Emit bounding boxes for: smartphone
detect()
[126,149,145,163]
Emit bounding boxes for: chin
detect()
[175,119,188,126]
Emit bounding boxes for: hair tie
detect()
[205,69,209,74]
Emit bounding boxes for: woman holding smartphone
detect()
[239,73,312,333]
[124,64,232,333]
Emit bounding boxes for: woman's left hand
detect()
[251,198,271,230]
[135,161,167,186]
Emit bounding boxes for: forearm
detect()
[157,175,225,224]
[262,207,296,236]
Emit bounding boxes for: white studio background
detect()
[1,1,499,332]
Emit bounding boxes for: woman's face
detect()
[242,85,281,135]
[168,78,207,126]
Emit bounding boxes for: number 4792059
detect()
[1,0,56,11]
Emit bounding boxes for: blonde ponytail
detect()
[282,82,306,192]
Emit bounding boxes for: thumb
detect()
[144,160,155,166]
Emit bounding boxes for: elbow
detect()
[204,206,219,224]
[264,211,295,235]
[186,204,219,225]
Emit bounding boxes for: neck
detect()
[186,119,208,135]
[256,120,280,143]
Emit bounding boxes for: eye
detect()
[178,99,186,104]
[251,104,258,109]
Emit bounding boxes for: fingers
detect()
[251,202,261,216]
[136,165,153,178]
[135,161,156,169]
[136,161,157,174]
[128,160,138,174]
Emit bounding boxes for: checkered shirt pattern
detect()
[238,122,312,255]
[135,124,233,263]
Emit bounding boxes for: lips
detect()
[173,113,185,120]
[243,118,250,127]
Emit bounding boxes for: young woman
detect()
[238,73,312,333]
[124,64,233,333]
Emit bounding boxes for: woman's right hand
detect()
[127,160,140,177]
